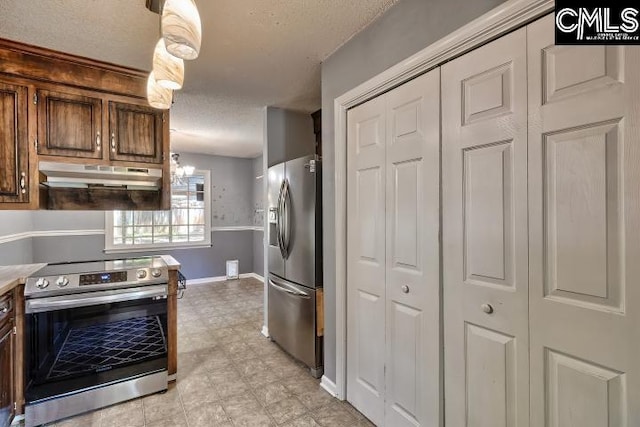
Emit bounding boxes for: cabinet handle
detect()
[96,132,101,151]
[20,171,26,194]
[111,133,116,152]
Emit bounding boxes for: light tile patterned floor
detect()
[43,278,373,427]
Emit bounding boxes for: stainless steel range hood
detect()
[39,161,163,190]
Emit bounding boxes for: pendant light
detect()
[162,0,202,60]
[147,72,173,110]
[153,38,184,90]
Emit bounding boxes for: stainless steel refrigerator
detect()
[267,154,323,377]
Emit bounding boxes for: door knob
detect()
[481,303,494,314]
[401,285,410,294]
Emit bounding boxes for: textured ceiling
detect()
[0,0,398,158]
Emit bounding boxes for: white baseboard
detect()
[187,276,228,285]
[187,273,264,286]
[243,272,264,282]
[320,375,339,398]
[261,325,269,338]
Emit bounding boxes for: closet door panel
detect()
[347,96,386,426]
[385,68,441,427]
[442,26,529,426]
[528,14,640,426]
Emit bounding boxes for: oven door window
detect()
[25,297,168,403]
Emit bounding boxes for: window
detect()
[105,170,211,252]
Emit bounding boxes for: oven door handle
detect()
[25,285,168,313]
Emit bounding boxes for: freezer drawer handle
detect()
[269,280,310,299]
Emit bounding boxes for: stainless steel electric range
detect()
[23,257,170,427]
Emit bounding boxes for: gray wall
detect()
[320,0,507,382]
[0,211,34,264]
[252,155,265,276]
[0,211,32,236]
[179,153,254,228]
[266,107,315,167]
[0,238,33,265]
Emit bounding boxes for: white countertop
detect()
[0,263,47,296]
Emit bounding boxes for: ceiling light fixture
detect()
[162,0,202,60]
[146,0,201,110]
[170,153,195,184]
[153,38,184,90]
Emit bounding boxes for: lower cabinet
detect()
[0,294,14,427]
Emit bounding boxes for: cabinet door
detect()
[528,15,640,426]
[442,27,529,426]
[0,297,14,427]
[36,89,103,159]
[109,101,163,164]
[0,80,29,204]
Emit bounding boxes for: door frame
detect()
[330,0,554,400]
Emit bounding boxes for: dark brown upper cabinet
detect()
[0,38,171,210]
[0,79,29,204]
[109,101,164,164]
[36,89,103,159]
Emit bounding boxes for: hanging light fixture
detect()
[147,72,173,110]
[146,0,201,109]
[170,153,195,184]
[153,38,184,89]
[162,0,202,60]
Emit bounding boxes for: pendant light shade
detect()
[153,38,184,89]
[147,72,173,110]
[162,0,202,60]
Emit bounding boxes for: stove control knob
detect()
[136,269,147,279]
[150,269,162,278]
[56,276,69,288]
[35,278,49,289]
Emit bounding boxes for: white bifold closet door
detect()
[442,27,529,426]
[527,15,640,426]
[347,68,441,427]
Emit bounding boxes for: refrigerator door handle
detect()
[269,278,311,299]
[276,180,286,258]
[282,179,292,258]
